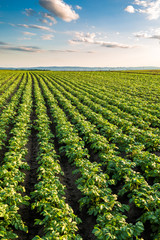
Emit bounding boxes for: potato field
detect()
[0,70,159,240]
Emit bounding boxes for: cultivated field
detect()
[0,70,159,240]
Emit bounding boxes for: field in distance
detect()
[0,70,159,240]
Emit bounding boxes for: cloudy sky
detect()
[1,0,160,67]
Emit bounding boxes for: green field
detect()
[0,70,159,240]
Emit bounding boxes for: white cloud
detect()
[23,32,37,36]
[76,5,82,10]
[41,34,54,40]
[73,32,96,43]
[134,32,150,38]
[39,0,79,22]
[134,28,160,40]
[0,42,85,53]
[40,18,48,23]
[40,12,57,24]
[125,5,135,13]
[49,49,77,53]
[145,0,160,20]
[1,45,94,54]
[134,0,148,7]
[23,8,57,26]
[21,37,32,40]
[100,42,134,49]
[150,34,160,39]
[49,49,94,53]
[42,13,57,24]
[0,44,43,53]
[17,24,52,31]
[24,8,37,16]
[126,0,160,20]
[69,32,137,49]
[39,18,52,26]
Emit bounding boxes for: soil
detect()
[153,151,160,157]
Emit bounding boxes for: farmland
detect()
[0,70,159,240]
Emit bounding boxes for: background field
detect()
[0,70,159,240]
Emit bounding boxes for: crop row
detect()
[0,74,28,152]
[0,74,32,239]
[47,71,160,118]
[35,73,160,239]
[74,71,160,106]
[35,73,151,239]
[0,72,17,94]
[31,74,82,239]
[0,70,159,240]
[55,74,160,129]
[38,73,160,182]
[47,73,160,134]
[0,73,23,111]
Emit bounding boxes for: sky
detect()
[1,0,160,67]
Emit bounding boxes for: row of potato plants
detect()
[0,71,14,83]
[36,74,145,240]
[30,74,82,240]
[0,72,19,95]
[49,74,160,151]
[40,74,160,183]
[58,75,160,130]
[82,76,160,124]
[100,72,160,107]
[48,71,160,119]
[39,74,160,239]
[0,73,28,154]
[0,73,23,111]
[68,79,160,149]
[0,71,10,85]
[51,75,160,168]
[0,72,17,94]
[64,81,154,130]
[0,71,14,81]
[0,74,32,239]
[73,71,160,112]
[89,72,160,115]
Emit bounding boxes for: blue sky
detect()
[1,0,160,67]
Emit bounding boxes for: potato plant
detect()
[0,70,159,239]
